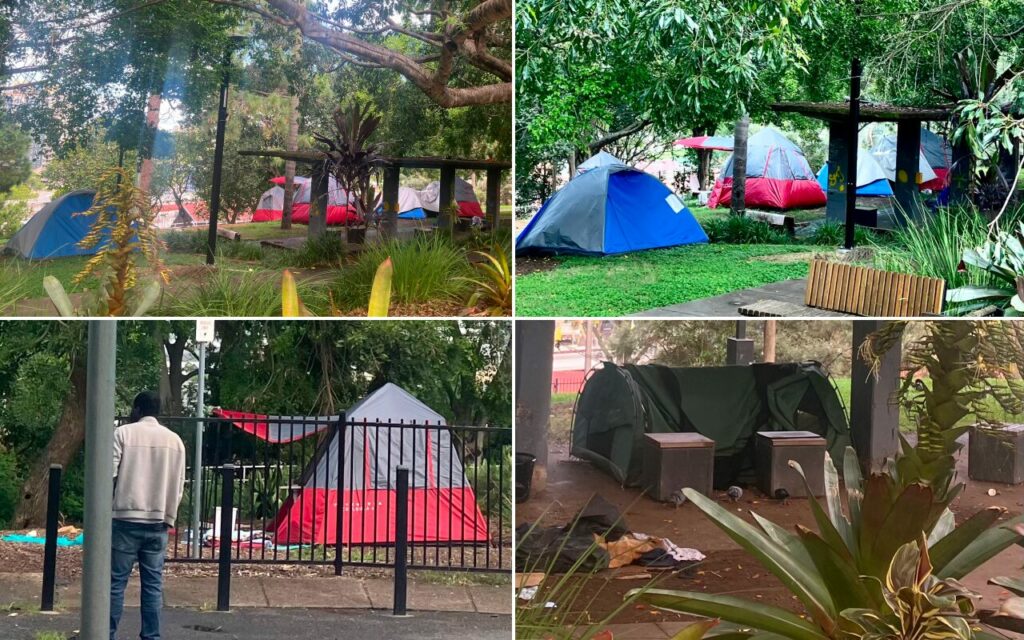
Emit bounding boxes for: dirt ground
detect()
[517,443,1024,624]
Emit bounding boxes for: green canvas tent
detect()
[571,361,851,488]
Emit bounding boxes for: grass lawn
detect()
[516,243,816,316]
[219,221,307,241]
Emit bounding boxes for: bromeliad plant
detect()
[945,221,1024,315]
[632,447,1024,640]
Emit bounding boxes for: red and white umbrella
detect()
[674,135,735,151]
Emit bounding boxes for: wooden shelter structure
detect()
[772,101,962,226]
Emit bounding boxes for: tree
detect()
[0,116,31,193]
[515,0,825,199]
[206,0,512,107]
[40,129,135,197]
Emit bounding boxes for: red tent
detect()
[212,384,489,545]
[707,128,826,210]
[257,176,361,225]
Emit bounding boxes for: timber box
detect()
[642,433,715,501]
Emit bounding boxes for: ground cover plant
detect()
[516,244,815,317]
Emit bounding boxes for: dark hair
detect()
[130,391,161,421]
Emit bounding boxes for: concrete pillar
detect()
[308,163,329,238]
[381,164,400,238]
[894,123,922,223]
[850,320,901,471]
[825,121,849,223]
[438,167,456,231]
[515,320,555,494]
[949,136,972,205]
[485,167,502,229]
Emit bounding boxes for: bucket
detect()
[515,452,537,503]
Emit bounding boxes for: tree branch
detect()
[588,120,652,153]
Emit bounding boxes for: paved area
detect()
[632,278,848,317]
[0,607,511,640]
[0,574,511,615]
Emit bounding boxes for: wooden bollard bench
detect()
[803,259,945,316]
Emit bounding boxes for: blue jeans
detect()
[110,520,168,640]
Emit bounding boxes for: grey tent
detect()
[4,190,109,259]
[577,151,627,175]
[215,383,489,545]
[571,361,850,487]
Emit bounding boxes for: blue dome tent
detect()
[4,190,117,259]
[816,150,894,198]
[516,161,708,256]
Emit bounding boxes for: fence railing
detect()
[552,370,587,395]
[151,415,510,574]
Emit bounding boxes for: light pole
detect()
[191,320,214,557]
[81,320,117,640]
[844,0,863,250]
[206,35,247,265]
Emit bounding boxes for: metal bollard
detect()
[393,466,409,616]
[41,464,62,612]
[216,464,235,612]
[333,419,346,577]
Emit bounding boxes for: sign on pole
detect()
[196,319,215,344]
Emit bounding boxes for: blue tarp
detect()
[516,165,708,256]
[1,532,84,547]
[397,207,426,220]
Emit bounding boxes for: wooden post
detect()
[308,162,329,239]
[438,167,456,231]
[893,123,922,223]
[850,321,901,471]
[825,121,849,223]
[381,164,400,238]
[485,167,501,229]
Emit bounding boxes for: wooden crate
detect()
[804,259,945,316]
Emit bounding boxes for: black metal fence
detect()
[155,415,511,574]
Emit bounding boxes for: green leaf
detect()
[789,459,855,561]
[43,276,75,317]
[682,489,837,631]
[929,507,1007,574]
[936,514,1024,580]
[368,257,393,317]
[842,448,863,538]
[635,589,830,640]
[129,280,162,317]
[990,576,1024,597]
[670,619,720,640]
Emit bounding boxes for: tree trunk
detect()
[567,154,577,179]
[763,320,777,363]
[281,94,300,229]
[137,91,162,195]
[163,337,187,416]
[731,114,749,216]
[13,359,88,528]
[694,125,714,190]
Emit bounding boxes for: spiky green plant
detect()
[859,321,1024,495]
[632,448,1024,640]
[71,166,168,316]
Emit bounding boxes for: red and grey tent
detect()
[707,128,826,210]
[211,383,489,545]
[259,176,361,225]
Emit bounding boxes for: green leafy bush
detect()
[281,232,347,269]
[0,446,20,527]
[806,221,877,247]
[162,230,209,254]
[218,241,265,262]
[331,234,472,308]
[164,267,325,316]
[0,199,28,240]
[703,215,792,244]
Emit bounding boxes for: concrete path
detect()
[0,574,511,615]
[0,607,511,640]
[632,278,847,317]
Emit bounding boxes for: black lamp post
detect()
[844,0,863,250]
[206,35,246,265]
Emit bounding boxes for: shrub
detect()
[219,241,265,262]
[806,221,877,247]
[162,230,208,254]
[164,267,325,316]
[0,446,20,527]
[278,232,347,269]
[703,215,792,244]
[331,234,472,308]
[0,199,28,240]
[872,204,1024,290]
